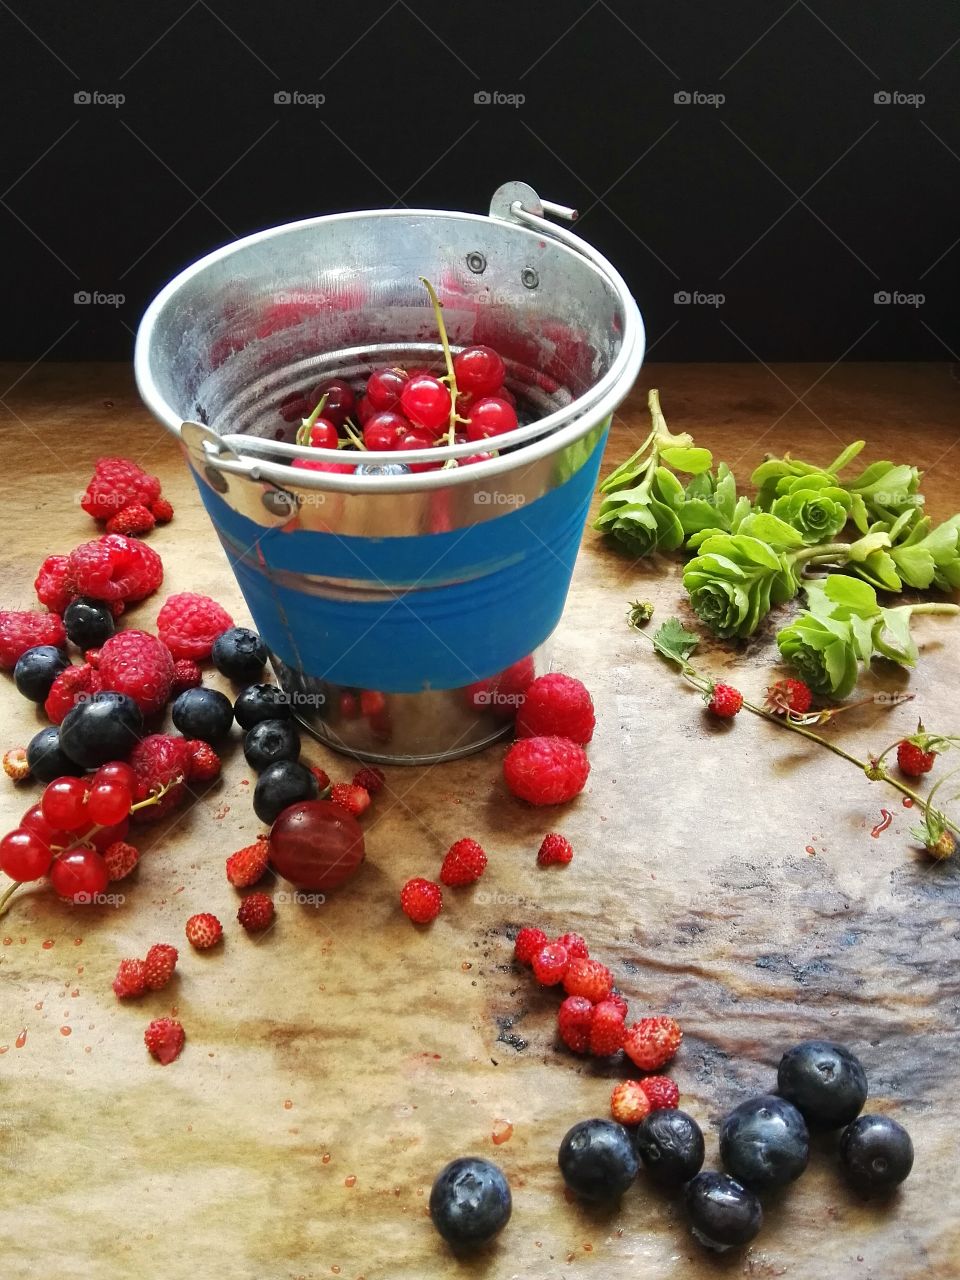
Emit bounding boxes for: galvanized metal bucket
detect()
[134,182,645,763]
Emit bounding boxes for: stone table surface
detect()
[0,361,958,1280]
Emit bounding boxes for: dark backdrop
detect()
[1,0,957,363]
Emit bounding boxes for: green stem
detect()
[296,394,330,446]
[419,277,463,456]
[0,879,22,919]
[794,541,852,566]
[909,602,960,616]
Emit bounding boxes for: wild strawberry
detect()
[623,1016,683,1071]
[607,990,629,1020]
[589,1000,626,1056]
[3,747,29,782]
[503,736,590,805]
[531,941,569,985]
[112,957,147,999]
[765,678,813,716]
[515,672,595,744]
[897,735,937,777]
[142,943,178,991]
[439,837,487,886]
[309,766,331,793]
[185,912,222,950]
[330,782,371,819]
[555,931,588,959]
[226,838,269,887]
[562,957,613,1003]
[352,766,385,794]
[706,682,743,718]
[171,659,203,693]
[514,926,548,965]
[557,995,593,1054]
[144,1016,185,1065]
[640,1075,680,1110]
[537,833,574,866]
[927,830,957,860]
[400,877,442,924]
[83,648,102,667]
[106,504,156,536]
[237,892,275,932]
[610,1080,651,1126]
[151,497,174,523]
[103,840,139,881]
[185,739,221,783]
[360,689,386,717]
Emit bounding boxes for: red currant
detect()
[308,418,340,450]
[395,429,441,472]
[50,849,109,902]
[21,803,70,848]
[86,780,132,827]
[0,828,54,881]
[465,396,518,441]
[339,692,359,719]
[90,817,130,851]
[366,368,408,411]
[462,452,495,466]
[357,395,375,426]
[453,345,505,396]
[363,411,409,451]
[279,392,311,422]
[94,761,137,792]
[400,374,451,433]
[309,379,355,427]
[41,777,90,832]
[291,458,355,474]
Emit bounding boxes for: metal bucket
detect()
[134,182,645,763]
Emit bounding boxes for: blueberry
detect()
[58,692,143,768]
[685,1172,763,1251]
[840,1114,913,1195]
[211,627,267,683]
[719,1094,809,1191]
[244,719,301,772]
[635,1108,705,1188]
[778,1040,868,1128]
[13,646,70,703]
[171,687,235,743]
[558,1119,638,1202]
[233,683,292,731]
[63,597,115,649]
[253,760,318,824]
[26,727,85,783]
[429,1157,512,1249]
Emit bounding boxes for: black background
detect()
[1,0,957,363]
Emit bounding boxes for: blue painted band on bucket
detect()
[193,431,608,691]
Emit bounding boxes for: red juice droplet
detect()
[491,1119,513,1145]
[902,797,914,808]
[322,1153,331,1164]
[74,937,82,946]
[15,1029,27,1048]
[60,1026,71,1036]
[283,1099,293,1110]
[2,937,11,946]
[0,1046,8,1054]
[871,809,893,838]
[344,1175,357,1188]
[805,845,816,855]
[41,939,54,949]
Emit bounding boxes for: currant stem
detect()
[128,775,183,814]
[0,879,22,919]
[419,277,461,452]
[296,394,330,446]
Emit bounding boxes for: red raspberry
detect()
[106,504,156,536]
[439,837,488,886]
[142,943,178,991]
[103,840,139,881]
[330,782,371,819]
[352,766,385,794]
[503,736,590,805]
[0,610,67,670]
[129,735,192,822]
[112,958,147,999]
[557,995,594,1053]
[555,931,588,960]
[897,737,937,777]
[563,957,613,1003]
[84,648,102,667]
[589,1000,627,1056]
[623,1016,683,1071]
[34,555,74,613]
[237,892,275,932]
[610,1080,651,1126]
[607,991,629,1020]
[640,1075,680,1110]
[309,766,331,792]
[185,912,222,949]
[98,629,175,716]
[66,534,163,604]
[400,877,442,924]
[3,747,29,782]
[157,592,234,662]
[706,682,743,718]
[151,497,174,523]
[532,942,569,985]
[144,1016,185,1065]
[81,457,162,520]
[226,838,270,887]
[764,678,813,716]
[514,926,548,965]
[185,740,221,782]
[44,663,102,724]
[516,673,595,744]
[172,659,203,693]
[538,833,574,866]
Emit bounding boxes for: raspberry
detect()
[623,1016,683,1071]
[3,747,29,782]
[172,659,203,693]
[538,833,574,866]
[151,497,174,523]
[516,673,595,744]
[44,663,102,724]
[555,931,588,959]
[610,1080,652,1126]
[237,892,275,932]
[563,957,613,1003]
[142,943,178,991]
[706,682,743,718]
[532,941,569,985]
[112,958,147,999]
[897,738,937,777]
[129,735,192,822]
[309,766,331,792]
[185,740,221,783]
[185,912,222,949]
[589,1000,627,1056]
[514,926,548,965]
[226,838,269,887]
[103,840,139,881]
[400,877,442,924]
[81,458,161,521]
[144,1016,185,1065]
[66,534,163,604]
[765,678,813,716]
[106,504,156,537]
[639,1075,680,1110]
[0,611,67,670]
[557,995,594,1054]
[352,766,385,794]
[330,782,371,819]
[34,555,74,613]
[98,630,175,717]
[607,990,629,1020]
[439,837,488,886]
[157,592,234,662]
[503,736,590,805]
[84,648,102,667]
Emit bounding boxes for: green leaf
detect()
[652,617,700,665]
[826,440,867,473]
[873,606,919,667]
[822,574,881,617]
[660,445,713,475]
